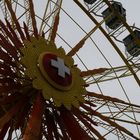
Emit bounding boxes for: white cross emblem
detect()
[51,57,71,78]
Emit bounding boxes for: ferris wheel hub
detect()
[20,37,85,109]
[38,52,73,91]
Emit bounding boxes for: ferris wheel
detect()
[0,0,140,139]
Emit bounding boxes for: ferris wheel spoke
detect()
[0,0,12,24]
[86,92,140,122]
[38,0,51,35]
[24,0,32,31]
[81,68,109,77]
[49,9,60,42]
[86,93,140,134]
[72,107,106,140]
[0,35,18,60]
[45,114,60,139]
[52,110,70,139]
[5,19,23,47]
[23,22,31,41]
[87,92,140,108]
[67,37,86,56]
[0,20,23,50]
[91,117,133,139]
[81,103,139,140]
[48,0,62,42]
[39,0,62,37]
[43,113,58,139]
[23,93,44,139]
[0,49,15,66]
[59,107,92,139]
[28,0,38,37]
[0,96,27,130]
[89,98,140,122]
[0,121,11,139]
[109,117,140,126]
[67,19,105,56]
[82,64,140,84]
[5,0,25,41]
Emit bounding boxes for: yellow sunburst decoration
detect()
[21,37,85,109]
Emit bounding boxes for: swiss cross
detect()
[51,57,70,78]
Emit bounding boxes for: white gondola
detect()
[102,2,126,30]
